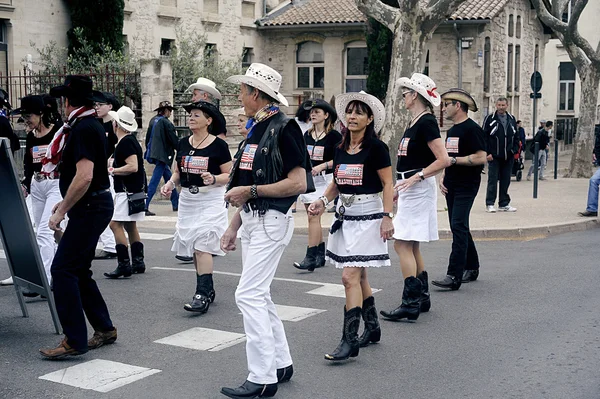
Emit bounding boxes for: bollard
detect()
[554,138,558,179]
[533,141,539,199]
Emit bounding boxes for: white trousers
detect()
[237,209,294,384]
[98,175,116,253]
[30,178,62,283]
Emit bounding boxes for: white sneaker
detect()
[0,276,14,286]
[486,205,497,213]
[499,205,517,212]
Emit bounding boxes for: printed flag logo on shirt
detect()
[307,145,325,161]
[240,144,258,171]
[182,156,209,174]
[32,145,49,164]
[336,163,364,186]
[446,137,459,154]
[398,138,410,157]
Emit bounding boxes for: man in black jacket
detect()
[0,89,20,154]
[483,97,519,212]
[526,121,552,180]
[144,101,179,215]
[578,124,600,217]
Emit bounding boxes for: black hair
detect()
[295,100,312,123]
[545,120,553,128]
[67,95,93,108]
[516,120,522,124]
[41,95,61,128]
[338,100,376,150]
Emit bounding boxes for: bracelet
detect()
[250,184,258,199]
[169,180,176,189]
[319,195,330,207]
[211,174,216,185]
[467,155,473,165]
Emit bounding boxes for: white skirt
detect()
[112,192,146,222]
[172,187,227,256]
[392,176,438,242]
[326,195,391,268]
[298,172,333,204]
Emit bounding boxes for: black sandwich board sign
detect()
[0,138,60,334]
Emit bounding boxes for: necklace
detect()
[409,109,429,128]
[313,129,325,142]
[349,139,363,154]
[189,133,209,155]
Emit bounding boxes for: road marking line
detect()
[139,216,178,222]
[139,232,172,241]
[155,327,246,352]
[151,267,381,297]
[38,359,161,393]
[273,304,326,321]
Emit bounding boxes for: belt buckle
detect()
[340,194,355,207]
[34,173,44,182]
[188,185,199,194]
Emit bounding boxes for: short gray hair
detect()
[496,97,508,104]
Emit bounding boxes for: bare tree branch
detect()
[355,0,400,31]
[567,0,600,66]
[551,0,570,19]
[421,0,468,34]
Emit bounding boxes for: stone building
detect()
[258,0,551,133]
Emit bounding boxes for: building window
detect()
[242,1,255,19]
[242,47,253,68]
[296,41,324,89]
[345,42,368,92]
[516,16,522,38]
[514,45,521,92]
[160,38,174,56]
[204,0,219,13]
[122,35,129,55]
[423,50,430,76]
[484,37,491,92]
[558,62,576,112]
[508,14,514,37]
[507,44,513,92]
[204,43,217,68]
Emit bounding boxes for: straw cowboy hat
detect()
[226,63,289,107]
[397,73,441,107]
[335,91,386,133]
[186,77,222,100]
[441,88,478,112]
[108,106,138,132]
[183,100,227,134]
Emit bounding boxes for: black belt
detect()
[89,188,110,197]
[396,169,422,180]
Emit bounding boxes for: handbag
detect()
[126,191,147,215]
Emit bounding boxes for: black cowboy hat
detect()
[153,100,175,112]
[100,91,121,110]
[183,101,227,135]
[303,98,337,122]
[11,95,46,115]
[50,75,101,102]
[0,88,11,110]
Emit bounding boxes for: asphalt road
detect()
[1,228,599,399]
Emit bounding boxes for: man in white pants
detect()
[220,63,310,399]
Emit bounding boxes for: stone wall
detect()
[140,58,173,132]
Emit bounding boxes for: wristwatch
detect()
[383,212,394,219]
[418,171,425,180]
[451,157,457,165]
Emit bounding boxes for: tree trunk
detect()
[568,66,600,178]
[381,23,427,165]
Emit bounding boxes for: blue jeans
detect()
[146,161,179,210]
[586,167,600,212]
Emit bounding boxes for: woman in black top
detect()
[379,73,451,322]
[12,95,62,287]
[294,99,342,272]
[309,92,394,362]
[103,106,147,279]
[161,101,232,314]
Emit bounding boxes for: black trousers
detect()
[485,157,514,207]
[51,193,114,351]
[446,183,480,279]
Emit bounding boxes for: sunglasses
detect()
[443,101,457,108]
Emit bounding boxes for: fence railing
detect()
[555,118,577,146]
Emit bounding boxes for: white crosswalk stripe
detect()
[154,327,246,352]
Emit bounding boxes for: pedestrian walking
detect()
[144,101,179,215]
[294,99,342,272]
[308,91,393,361]
[161,101,231,313]
[432,89,487,290]
[577,123,600,217]
[220,63,310,398]
[0,88,20,154]
[39,75,117,359]
[187,77,227,139]
[103,106,147,279]
[380,73,450,322]
[526,120,552,181]
[483,97,519,212]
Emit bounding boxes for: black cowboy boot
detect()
[131,242,146,274]
[431,275,462,290]
[221,380,277,399]
[293,246,318,271]
[417,271,431,313]
[184,273,215,313]
[380,277,422,321]
[324,306,361,361]
[462,269,479,282]
[315,242,326,268]
[104,244,132,279]
[358,296,381,347]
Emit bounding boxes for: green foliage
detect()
[66,0,124,58]
[366,17,393,101]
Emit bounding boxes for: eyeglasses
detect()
[401,91,413,98]
[443,101,457,108]
[94,102,108,108]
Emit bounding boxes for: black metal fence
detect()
[555,118,577,145]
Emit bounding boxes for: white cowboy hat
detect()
[108,106,138,132]
[186,77,222,100]
[397,73,441,107]
[226,63,289,107]
[335,91,386,133]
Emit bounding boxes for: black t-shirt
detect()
[102,120,118,161]
[235,116,306,188]
[443,118,486,185]
[111,134,145,193]
[176,136,231,188]
[396,114,441,172]
[23,124,61,190]
[333,138,391,195]
[305,129,342,174]
[59,115,110,198]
